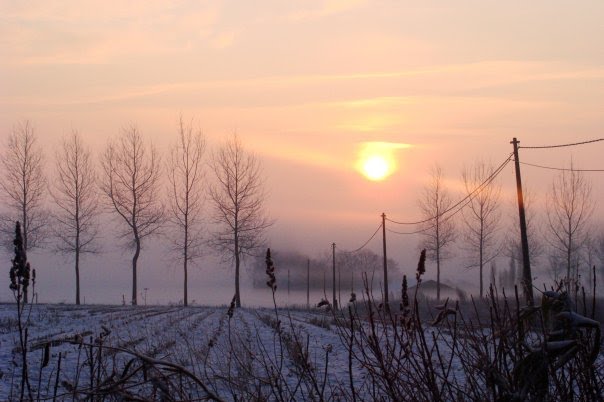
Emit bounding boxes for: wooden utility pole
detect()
[332,242,337,310]
[338,265,341,307]
[382,213,390,312]
[511,138,534,306]
[323,268,326,295]
[307,259,310,309]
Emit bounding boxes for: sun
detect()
[362,155,390,181]
[355,141,410,181]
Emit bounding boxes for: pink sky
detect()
[1,1,603,303]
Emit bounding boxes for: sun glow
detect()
[362,155,390,181]
[355,142,411,181]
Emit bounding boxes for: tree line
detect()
[3,119,600,307]
[1,118,271,307]
[415,159,600,301]
[251,248,402,292]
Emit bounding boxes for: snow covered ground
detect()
[0,303,370,400]
[1,302,602,401]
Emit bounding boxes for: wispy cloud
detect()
[0,1,232,66]
[6,60,601,107]
[286,0,368,21]
[252,138,347,172]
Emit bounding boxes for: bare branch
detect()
[99,125,165,305]
[460,160,502,297]
[49,131,100,304]
[417,165,456,301]
[208,133,273,307]
[545,160,593,287]
[166,116,207,306]
[0,120,48,252]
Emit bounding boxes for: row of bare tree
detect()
[1,119,271,306]
[3,119,598,307]
[416,160,598,301]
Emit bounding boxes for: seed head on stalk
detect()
[9,222,30,302]
[416,249,426,283]
[400,275,409,311]
[265,248,277,292]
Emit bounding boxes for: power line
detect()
[519,138,604,149]
[386,182,478,236]
[386,152,513,225]
[519,160,604,172]
[341,222,383,253]
[387,227,430,235]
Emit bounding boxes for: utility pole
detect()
[287,269,290,296]
[511,138,534,306]
[332,242,337,310]
[338,265,341,307]
[323,268,326,295]
[382,213,390,312]
[306,259,310,309]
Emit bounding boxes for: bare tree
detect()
[581,229,599,288]
[0,121,48,303]
[417,165,456,301]
[208,134,272,308]
[167,117,206,306]
[338,249,380,284]
[461,161,501,297]
[589,227,604,281]
[545,162,593,286]
[0,121,47,251]
[50,131,99,305]
[100,126,164,305]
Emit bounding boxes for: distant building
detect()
[408,280,466,301]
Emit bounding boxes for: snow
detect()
[1,303,369,400]
[1,302,602,400]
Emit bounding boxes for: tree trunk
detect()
[436,217,441,302]
[184,202,189,306]
[184,252,188,307]
[437,252,441,302]
[132,238,140,305]
[566,218,572,281]
[23,208,29,304]
[479,219,484,298]
[75,221,81,305]
[234,233,241,308]
[75,248,80,305]
[479,250,483,298]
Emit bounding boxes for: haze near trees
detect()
[100,126,165,305]
[546,162,594,288]
[208,134,273,308]
[50,131,100,305]
[0,121,47,253]
[2,117,603,311]
[461,161,502,298]
[0,121,47,303]
[417,165,456,301]
[503,189,544,289]
[167,117,206,307]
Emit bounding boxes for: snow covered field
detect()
[1,301,602,401]
[0,303,368,400]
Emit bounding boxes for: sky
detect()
[1,1,604,305]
